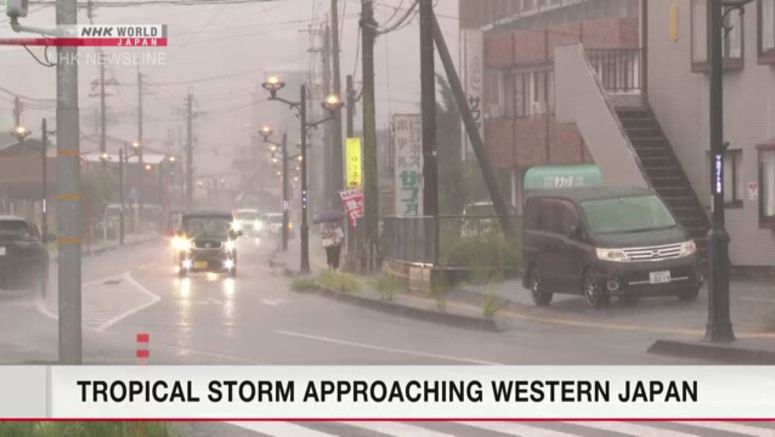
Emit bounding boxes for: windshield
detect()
[0,220,31,239]
[581,195,676,235]
[235,211,259,221]
[182,216,233,237]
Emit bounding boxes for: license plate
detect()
[194,261,208,270]
[0,247,5,256]
[649,270,671,284]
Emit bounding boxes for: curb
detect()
[647,339,775,364]
[299,285,503,333]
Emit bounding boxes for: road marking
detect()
[228,421,336,436]
[675,421,775,436]
[458,422,576,436]
[276,330,502,365]
[345,422,454,436]
[569,421,695,436]
[261,298,284,306]
[95,272,161,332]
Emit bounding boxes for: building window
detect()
[760,147,775,227]
[504,70,551,118]
[691,0,744,71]
[759,0,775,63]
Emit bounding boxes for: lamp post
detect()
[131,140,145,226]
[262,75,344,274]
[118,147,125,244]
[704,0,752,343]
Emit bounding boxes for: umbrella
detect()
[313,210,345,224]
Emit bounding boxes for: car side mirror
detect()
[567,224,582,239]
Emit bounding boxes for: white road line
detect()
[458,422,577,437]
[95,272,160,332]
[345,422,455,436]
[569,421,696,436]
[275,330,502,365]
[261,299,283,306]
[676,421,775,437]
[228,422,336,436]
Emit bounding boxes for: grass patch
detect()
[429,281,447,311]
[317,271,362,294]
[373,274,406,301]
[290,277,318,292]
[0,422,175,437]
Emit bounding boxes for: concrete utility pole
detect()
[281,133,290,251]
[330,0,344,204]
[300,85,311,274]
[419,0,438,218]
[185,94,194,210]
[360,0,379,272]
[99,58,106,168]
[56,0,82,364]
[322,23,333,208]
[41,118,49,241]
[119,147,125,245]
[137,68,145,221]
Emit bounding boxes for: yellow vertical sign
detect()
[346,137,362,188]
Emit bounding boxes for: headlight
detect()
[254,220,263,230]
[224,240,236,251]
[596,247,629,262]
[231,222,241,232]
[679,240,697,257]
[173,237,191,251]
[288,222,294,230]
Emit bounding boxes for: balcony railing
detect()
[586,48,644,93]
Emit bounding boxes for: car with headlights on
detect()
[232,208,264,237]
[521,187,702,308]
[175,211,240,277]
[0,216,49,294]
[263,212,294,238]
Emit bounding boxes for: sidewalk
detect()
[49,232,159,261]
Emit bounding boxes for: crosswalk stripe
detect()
[675,421,775,437]
[227,422,337,437]
[569,421,697,436]
[457,421,577,436]
[342,422,455,436]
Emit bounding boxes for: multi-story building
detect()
[646,0,775,266]
[460,0,774,267]
[460,0,641,207]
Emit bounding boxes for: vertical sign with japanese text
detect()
[346,137,362,188]
[393,114,423,217]
[339,188,365,228]
[461,29,484,161]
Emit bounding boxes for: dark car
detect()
[521,187,702,308]
[175,211,240,277]
[0,216,49,293]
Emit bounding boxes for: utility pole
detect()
[419,0,438,218]
[360,0,378,272]
[13,96,22,127]
[281,133,290,251]
[705,0,738,343]
[119,146,125,245]
[346,74,355,137]
[300,85,311,274]
[99,58,107,169]
[41,118,49,240]
[185,94,194,210]
[322,23,333,208]
[331,0,344,205]
[56,0,82,364]
[137,68,145,222]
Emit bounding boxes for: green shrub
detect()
[439,228,521,276]
[373,274,406,301]
[290,277,318,292]
[0,422,174,437]
[317,271,362,294]
[482,288,506,318]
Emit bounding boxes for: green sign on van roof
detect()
[524,165,603,190]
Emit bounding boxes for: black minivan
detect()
[521,187,702,308]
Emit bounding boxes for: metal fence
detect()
[381,215,521,269]
[586,48,644,93]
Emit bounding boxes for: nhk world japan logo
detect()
[23,25,167,47]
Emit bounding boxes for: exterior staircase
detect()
[616,106,710,265]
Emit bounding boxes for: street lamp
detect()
[263,76,345,273]
[14,125,31,142]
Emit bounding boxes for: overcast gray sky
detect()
[0,0,459,174]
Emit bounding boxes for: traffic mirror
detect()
[6,0,29,19]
